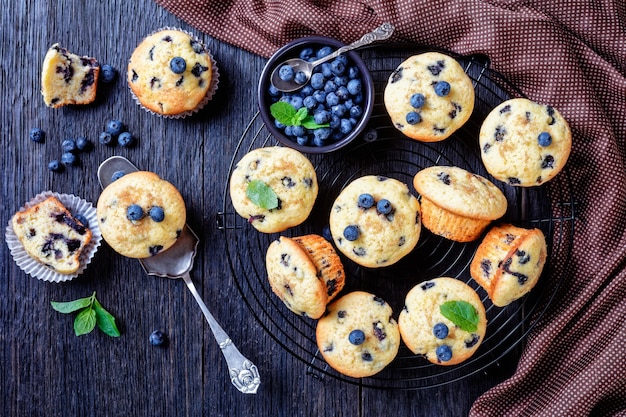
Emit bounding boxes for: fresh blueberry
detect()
[127,204,144,221]
[149,330,167,347]
[296,136,309,146]
[268,84,281,97]
[348,66,360,79]
[348,329,366,345]
[349,105,362,119]
[29,128,45,143]
[339,118,353,134]
[169,57,187,74]
[61,152,78,166]
[433,323,449,339]
[434,81,451,96]
[310,72,325,90]
[111,170,125,182]
[320,62,333,78]
[149,206,165,222]
[313,110,331,125]
[322,224,332,242]
[357,193,375,209]
[48,160,63,172]
[325,92,339,106]
[105,119,125,137]
[343,225,359,241]
[117,131,135,147]
[100,64,117,83]
[312,90,326,103]
[316,46,333,59]
[299,47,314,60]
[538,132,552,147]
[303,95,317,110]
[294,71,308,85]
[289,95,303,110]
[74,214,89,228]
[436,345,453,362]
[62,138,77,154]
[331,104,347,117]
[313,127,331,144]
[377,199,392,214]
[334,75,349,87]
[75,136,92,152]
[330,60,345,76]
[406,111,422,125]
[291,125,305,137]
[329,115,341,129]
[278,64,295,81]
[346,79,361,95]
[335,86,349,101]
[324,80,338,94]
[410,93,426,108]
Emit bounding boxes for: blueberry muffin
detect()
[413,166,507,242]
[316,291,400,378]
[229,146,318,233]
[97,171,186,258]
[479,98,572,186]
[127,28,218,117]
[265,234,345,319]
[11,196,93,274]
[398,277,487,366]
[383,52,475,142]
[41,44,100,108]
[329,175,421,268]
[470,224,548,307]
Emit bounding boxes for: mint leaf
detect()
[294,107,308,124]
[93,299,121,337]
[440,300,479,332]
[246,180,279,210]
[74,307,97,336]
[270,101,297,126]
[51,295,92,313]
[301,116,329,129]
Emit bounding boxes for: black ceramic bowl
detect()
[258,36,375,154]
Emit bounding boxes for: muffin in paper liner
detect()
[5,191,102,283]
[127,26,220,119]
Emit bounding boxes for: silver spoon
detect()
[97,156,260,394]
[270,22,395,92]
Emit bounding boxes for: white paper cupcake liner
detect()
[5,191,102,283]
[128,26,220,119]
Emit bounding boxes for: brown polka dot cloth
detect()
[154,0,626,415]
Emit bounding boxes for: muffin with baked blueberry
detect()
[127,28,219,118]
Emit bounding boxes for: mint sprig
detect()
[51,291,120,337]
[270,101,329,129]
[247,179,279,210]
[440,300,479,332]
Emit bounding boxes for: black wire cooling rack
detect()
[218,44,578,390]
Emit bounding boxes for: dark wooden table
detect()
[1,1,527,416]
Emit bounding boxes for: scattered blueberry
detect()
[322,224,332,242]
[149,206,165,222]
[346,79,361,95]
[343,225,359,241]
[433,323,449,339]
[61,138,77,154]
[99,131,115,146]
[436,344,453,362]
[278,64,294,81]
[348,329,366,345]
[357,193,375,209]
[111,170,125,182]
[434,81,451,97]
[61,152,78,166]
[117,131,135,147]
[149,330,167,347]
[169,57,187,74]
[126,204,144,221]
[376,199,392,214]
[410,93,425,108]
[48,160,63,172]
[538,132,552,147]
[75,136,92,152]
[105,119,125,137]
[100,64,117,83]
[406,111,422,125]
[74,214,89,228]
[29,128,45,143]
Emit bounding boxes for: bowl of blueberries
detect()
[258,36,375,154]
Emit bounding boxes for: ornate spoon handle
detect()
[312,22,395,67]
[182,273,260,394]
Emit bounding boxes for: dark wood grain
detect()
[0,1,519,416]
